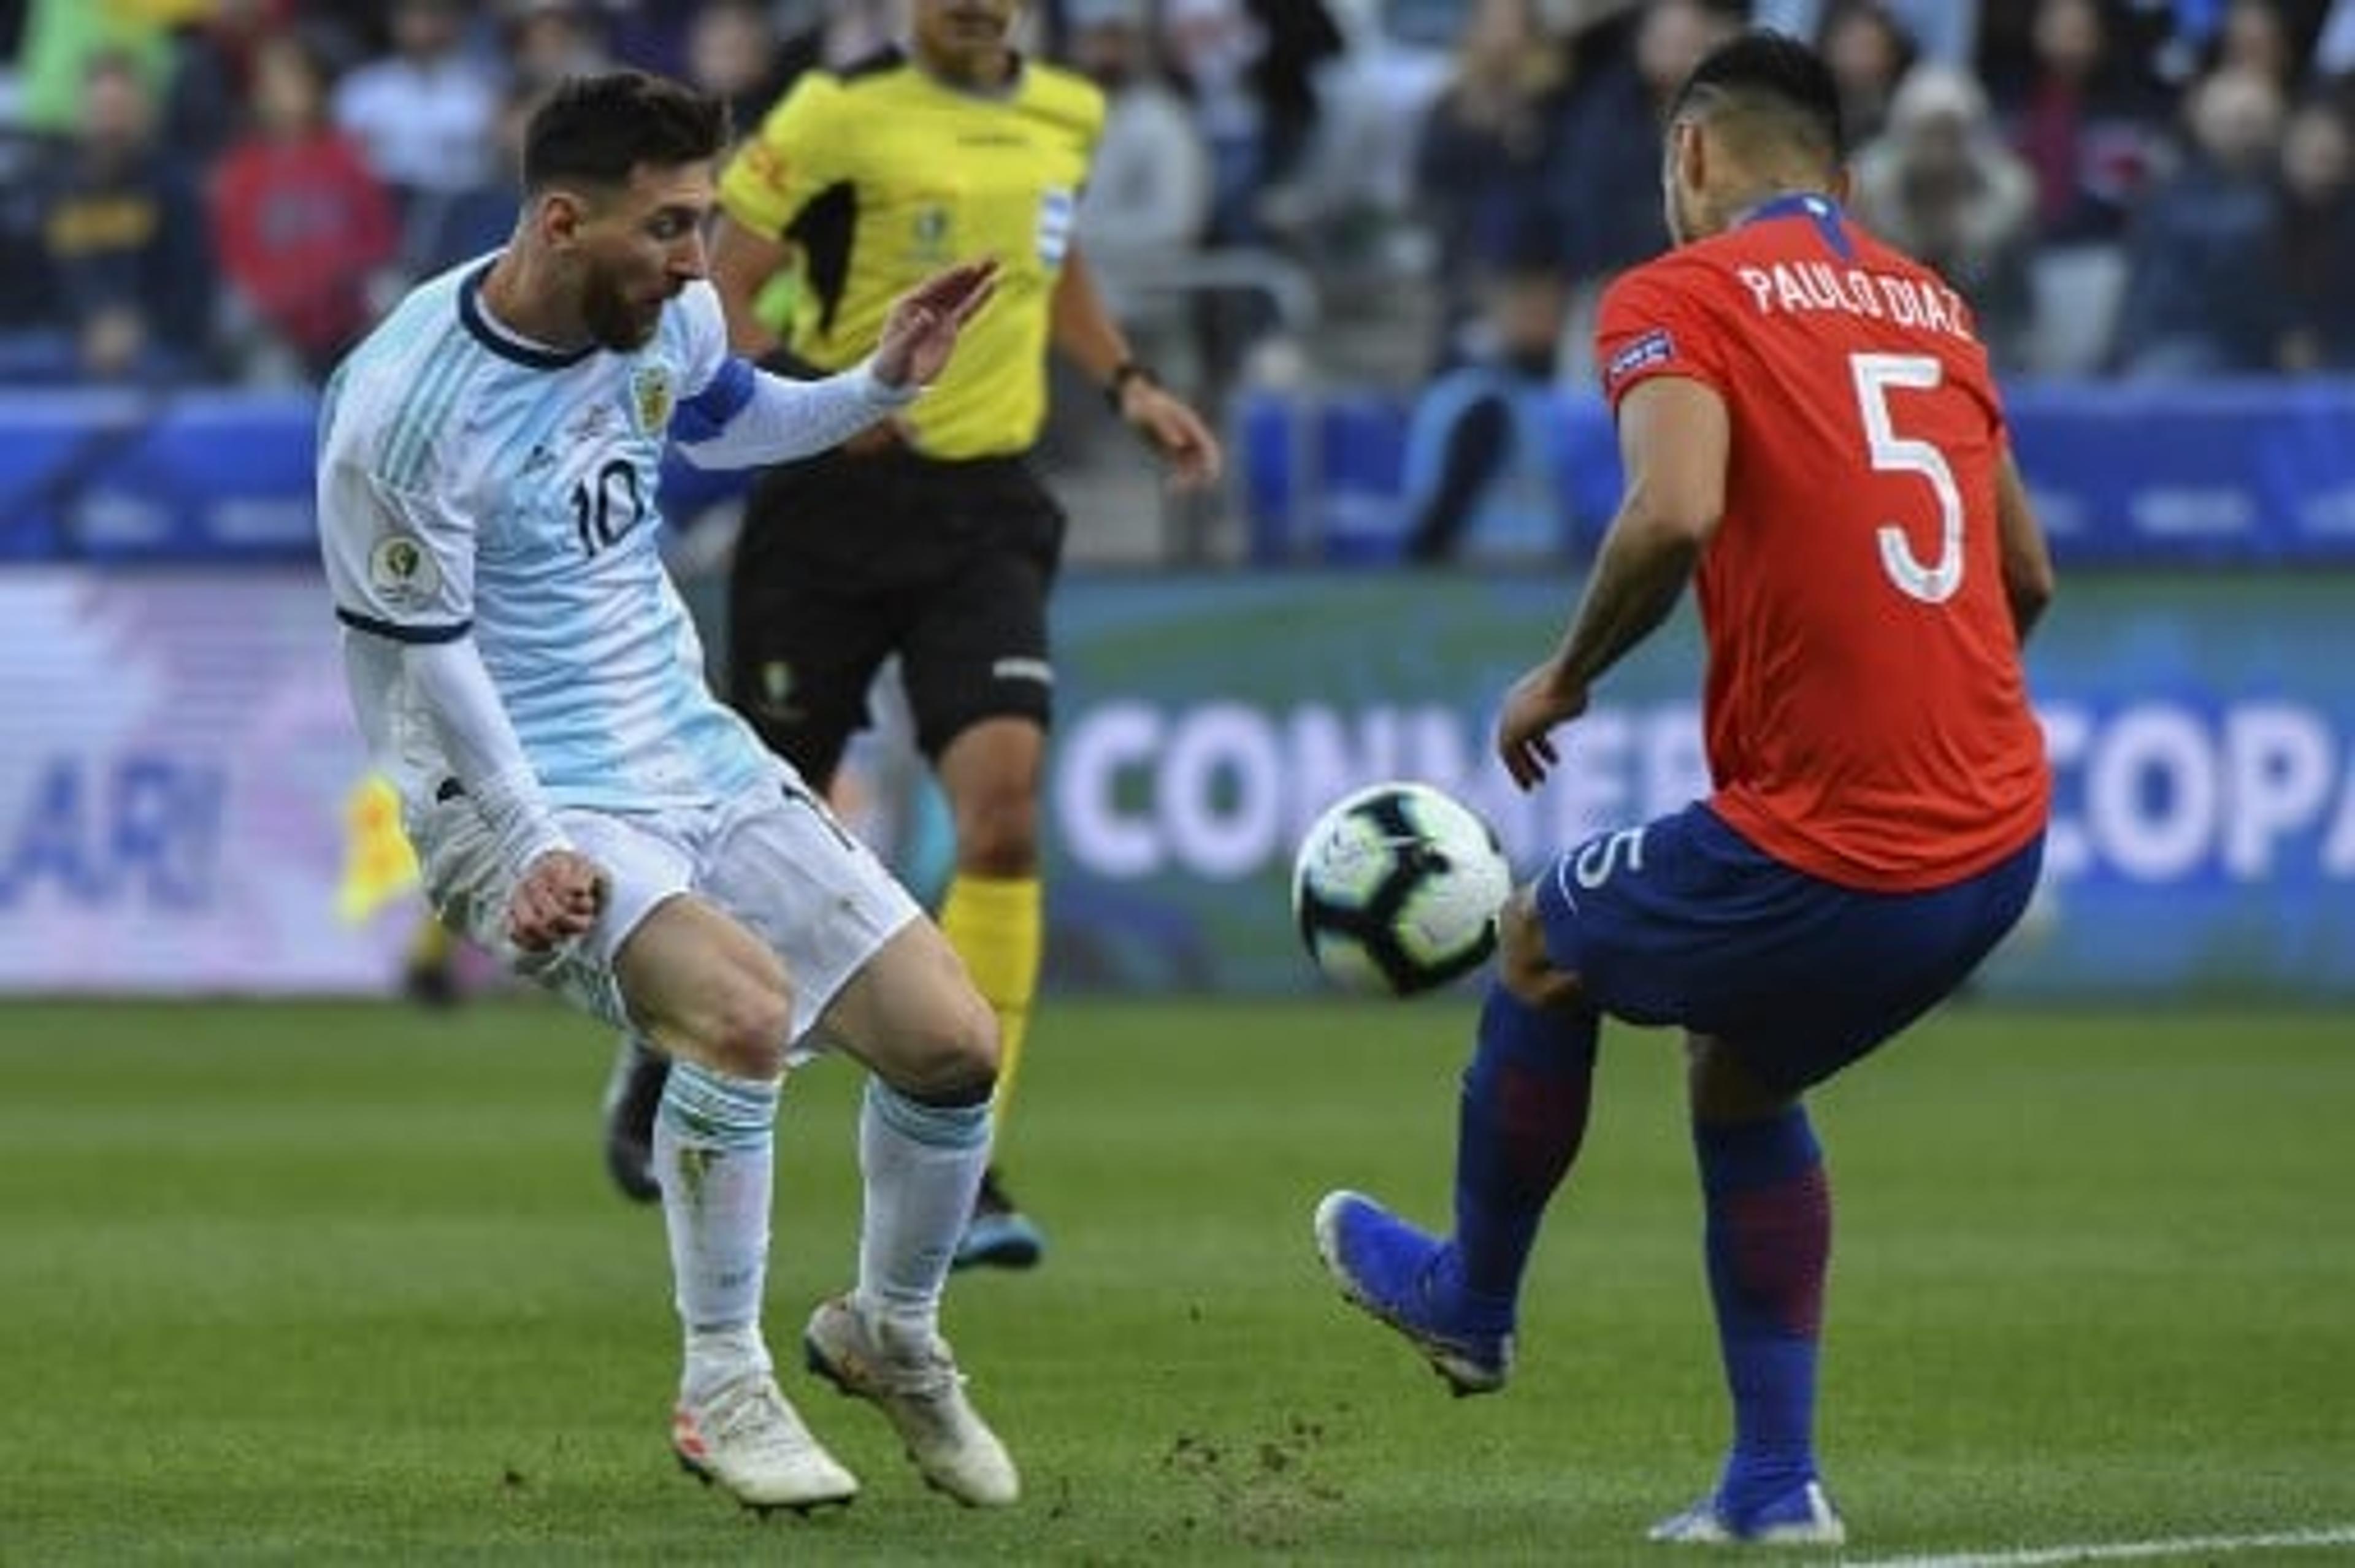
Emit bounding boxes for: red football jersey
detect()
[1593,194,2049,890]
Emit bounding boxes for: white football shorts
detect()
[409,768,921,1044]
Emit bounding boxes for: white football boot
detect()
[1646,1480,1847,1547]
[671,1369,859,1515]
[803,1295,1019,1507]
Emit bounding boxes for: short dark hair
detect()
[1667,29,1846,166]
[521,71,730,193]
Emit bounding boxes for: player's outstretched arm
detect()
[871,257,1000,389]
[1496,376,1726,789]
[671,260,998,470]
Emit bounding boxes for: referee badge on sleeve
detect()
[1038,188,1074,267]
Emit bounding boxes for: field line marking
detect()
[1844,1523,2355,1567]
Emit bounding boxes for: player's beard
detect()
[581,268,664,352]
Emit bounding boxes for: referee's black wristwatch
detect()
[1104,359,1158,411]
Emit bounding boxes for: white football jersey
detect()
[318,262,773,816]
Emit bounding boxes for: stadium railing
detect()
[1235,377,2355,568]
[6,377,2355,568]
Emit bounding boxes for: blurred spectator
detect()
[1755,0,1980,66]
[1852,63,2040,369]
[1555,0,1745,286]
[2155,0,2332,85]
[2318,0,2355,77]
[401,79,540,279]
[2199,0,2303,89]
[1163,0,1269,242]
[1070,0,1215,326]
[504,0,614,91]
[331,0,502,210]
[681,0,795,137]
[1410,0,1575,369]
[1154,0,1342,419]
[1818,0,1920,147]
[207,32,397,383]
[2277,93,2355,369]
[1240,0,1347,205]
[725,0,893,96]
[1399,229,1576,564]
[24,47,213,382]
[9,0,174,137]
[584,0,692,77]
[161,0,298,163]
[1045,0,1218,472]
[788,0,898,69]
[1161,0,1343,245]
[1994,0,2169,246]
[0,132,59,372]
[2112,66,2291,375]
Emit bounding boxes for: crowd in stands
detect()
[2,0,2354,401]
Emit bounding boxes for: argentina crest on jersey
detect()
[627,362,675,437]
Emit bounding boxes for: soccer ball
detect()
[1291,781,1514,996]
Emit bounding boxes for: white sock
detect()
[681,1325,770,1407]
[854,1077,991,1341]
[656,1061,781,1401]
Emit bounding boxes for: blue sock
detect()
[1694,1107,1831,1519]
[1435,984,1599,1334]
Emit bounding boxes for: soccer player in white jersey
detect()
[316,70,1016,1515]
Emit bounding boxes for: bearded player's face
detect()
[571,159,713,351]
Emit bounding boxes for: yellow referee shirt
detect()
[718,48,1106,461]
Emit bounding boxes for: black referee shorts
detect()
[726,447,1068,789]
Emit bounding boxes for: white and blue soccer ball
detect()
[1290,781,1514,997]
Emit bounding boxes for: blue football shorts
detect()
[1532,801,2044,1092]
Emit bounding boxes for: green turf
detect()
[1,998,2351,1564]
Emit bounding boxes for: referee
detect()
[601,0,1221,1269]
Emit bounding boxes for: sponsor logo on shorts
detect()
[993,657,1054,687]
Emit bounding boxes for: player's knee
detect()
[951,788,1039,876]
[1685,1033,1796,1122]
[694,982,795,1082]
[1497,884,1585,1009]
[938,718,1046,874]
[881,984,1000,1106]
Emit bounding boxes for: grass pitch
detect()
[1,998,2351,1564]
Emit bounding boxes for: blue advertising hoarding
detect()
[1236,380,2355,568]
[0,568,2343,1000]
[10,380,2355,569]
[1041,572,2355,1000]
